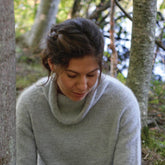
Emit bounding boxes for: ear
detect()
[48,58,56,71]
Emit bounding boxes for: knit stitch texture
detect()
[16,74,141,165]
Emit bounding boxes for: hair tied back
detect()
[48,31,58,40]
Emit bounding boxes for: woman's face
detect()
[53,56,100,101]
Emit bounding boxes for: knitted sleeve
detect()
[113,93,141,165]
[16,90,37,165]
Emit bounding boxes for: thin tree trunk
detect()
[0,0,16,164]
[26,0,60,51]
[71,0,82,18]
[110,0,118,77]
[126,0,157,127]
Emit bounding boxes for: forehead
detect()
[67,56,99,70]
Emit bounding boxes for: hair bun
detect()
[49,31,58,39]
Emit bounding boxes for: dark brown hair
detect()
[41,17,104,80]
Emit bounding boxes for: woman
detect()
[16,18,141,165]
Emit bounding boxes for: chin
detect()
[69,95,86,102]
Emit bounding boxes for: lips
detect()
[72,92,86,97]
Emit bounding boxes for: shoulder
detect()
[99,74,140,113]
[16,77,49,110]
[100,74,141,125]
[101,74,136,100]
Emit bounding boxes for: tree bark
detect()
[26,0,60,51]
[0,0,16,164]
[110,0,118,77]
[126,0,157,127]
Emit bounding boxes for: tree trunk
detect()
[126,0,157,127]
[71,0,82,18]
[0,0,16,164]
[26,0,60,51]
[110,0,118,77]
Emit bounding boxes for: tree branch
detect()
[115,12,133,22]
[97,12,110,26]
[155,40,165,51]
[114,0,132,21]
[114,0,165,50]
[71,0,82,18]
[88,0,111,19]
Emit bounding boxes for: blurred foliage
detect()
[141,80,165,164]
[159,0,165,11]
[142,126,165,164]
[149,80,165,112]
[14,0,165,85]
[117,72,126,84]
[14,0,75,38]
[14,0,39,38]
[14,0,165,78]
[56,0,74,23]
[16,61,47,94]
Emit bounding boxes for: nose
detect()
[77,76,87,91]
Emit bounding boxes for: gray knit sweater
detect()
[16,74,141,165]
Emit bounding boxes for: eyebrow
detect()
[65,68,100,74]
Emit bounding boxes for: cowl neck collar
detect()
[46,74,108,125]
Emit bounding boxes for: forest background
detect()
[2,0,165,164]
[15,0,165,164]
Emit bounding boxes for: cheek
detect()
[88,77,99,88]
[58,76,75,90]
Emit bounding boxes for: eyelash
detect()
[67,75,76,78]
[67,74,95,78]
[87,74,95,77]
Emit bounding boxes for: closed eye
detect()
[65,68,99,78]
[87,74,95,77]
[67,74,77,78]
